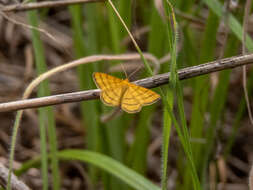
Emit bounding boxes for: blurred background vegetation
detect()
[0,0,253,189]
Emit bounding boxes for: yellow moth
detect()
[93,72,160,113]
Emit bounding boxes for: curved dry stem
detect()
[23,53,159,99]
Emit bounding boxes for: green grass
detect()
[16,149,161,190]
[8,0,253,189]
[189,9,220,188]
[26,6,60,190]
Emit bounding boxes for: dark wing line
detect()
[129,84,160,106]
[121,89,142,113]
[121,104,142,113]
[131,85,159,105]
[93,72,122,87]
[93,72,102,89]
[123,93,156,101]
[93,72,123,100]
[101,91,119,106]
[122,107,142,113]
[93,72,124,106]
[123,87,141,105]
[105,74,122,99]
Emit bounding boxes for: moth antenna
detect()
[127,63,144,80]
[120,63,128,79]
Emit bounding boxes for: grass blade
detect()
[69,4,101,186]
[163,1,201,189]
[16,150,161,190]
[27,8,60,190]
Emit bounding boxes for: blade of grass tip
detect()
[27,7,60,190]
[163,1,201,189]
[69,4,101,185]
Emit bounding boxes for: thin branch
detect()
[0,0,105,12]
[1,54,253,112]
[0,163,30,190]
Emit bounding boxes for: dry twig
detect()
[0,163,30,190]
[1,53,253,112]
[0,0,105,12]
